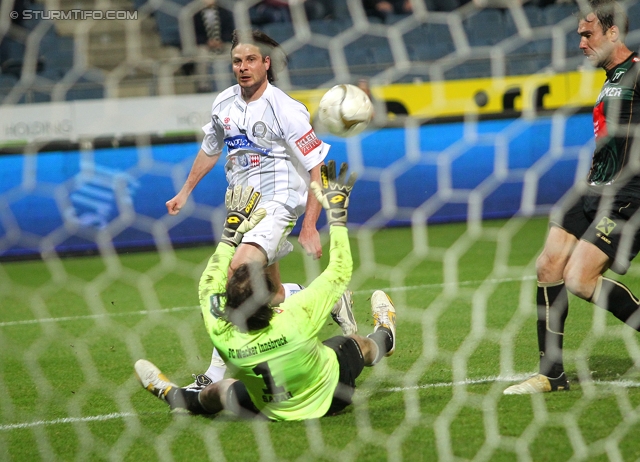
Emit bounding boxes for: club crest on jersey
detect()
[295,129,321,156]
[252,121,267,138]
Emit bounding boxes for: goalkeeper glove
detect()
[310,160,357,227]
[220,185,267,247]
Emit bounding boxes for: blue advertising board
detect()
[0,114,593,258]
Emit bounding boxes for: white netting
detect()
[3,0,640,460]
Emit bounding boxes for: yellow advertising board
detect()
[289,69,607,120]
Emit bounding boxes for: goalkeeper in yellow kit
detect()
[135,161,397,420]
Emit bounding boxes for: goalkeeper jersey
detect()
[199,226,352,421]
[200,83,329,213]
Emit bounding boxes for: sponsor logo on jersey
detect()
[252,121,267,138]
[224,117,230,123]
[225,134,270,156]
[295,129,321,155]
[611,69,626,84]
[262,391,293,403]
[209,293,226,319]
[598,87,623,101]
[257,334,288,353]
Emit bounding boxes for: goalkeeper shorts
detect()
[322,335,365,416]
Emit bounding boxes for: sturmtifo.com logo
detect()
[12,10,138,20]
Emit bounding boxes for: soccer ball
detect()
[317,84,373,137]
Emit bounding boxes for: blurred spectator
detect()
[184,2,235,92]
[0,0,29,77]
[363,0,412,20]
[424,0,471,11]
[249,0,331,25]
[195,2,234,54]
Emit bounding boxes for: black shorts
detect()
[225,381,268,420]
[551,193,640,274]
[226,336,365,419]
[322,335,366,416]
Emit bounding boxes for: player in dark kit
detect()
[505,0,640,394]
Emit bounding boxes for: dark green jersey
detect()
[588,52,640,195]
[198,226,352,421]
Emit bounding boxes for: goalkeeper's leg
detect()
[322,290,396,416]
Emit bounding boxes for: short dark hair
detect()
[224,262,276,332]
[230,29,288,83]
[581,0,629,37]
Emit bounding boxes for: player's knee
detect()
[199,381,225,412]
[350,334,376,365]
[536,251,565,282]
[562,264,593,300]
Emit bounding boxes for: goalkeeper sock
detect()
[367,328,393,365]
[166,388,208,414]
[537,281,568,378]
[592,276,640,330]
[282,283,305,299]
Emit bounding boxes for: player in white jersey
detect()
[165,30,357,386]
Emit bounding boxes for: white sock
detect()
[205,348,226,382]
[282,283,304,299]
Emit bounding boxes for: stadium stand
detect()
[0,1,623,102]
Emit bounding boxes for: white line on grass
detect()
[0,275,536,328]
[382,374,532,392]
[352,275,536,296]
[0,306,197,327]
[0,412,137,431]
[2,375,640,432]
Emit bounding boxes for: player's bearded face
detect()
[578,14,616,69]
[232,44,270,92]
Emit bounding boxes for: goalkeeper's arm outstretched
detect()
[135,161,397,421]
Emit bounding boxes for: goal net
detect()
[2,0,640,459]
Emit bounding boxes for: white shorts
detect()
[241,200,298,265]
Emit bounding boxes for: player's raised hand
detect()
[220,185,267,247]
[310,160,356,227]
[166,193,187,215]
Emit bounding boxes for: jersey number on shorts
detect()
[253,362,285,395]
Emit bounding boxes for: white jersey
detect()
[201,83,329,214]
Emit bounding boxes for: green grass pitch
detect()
[2,217,640,461]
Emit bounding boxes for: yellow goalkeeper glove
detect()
[310,160,357,227]
[220,185,267,247]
